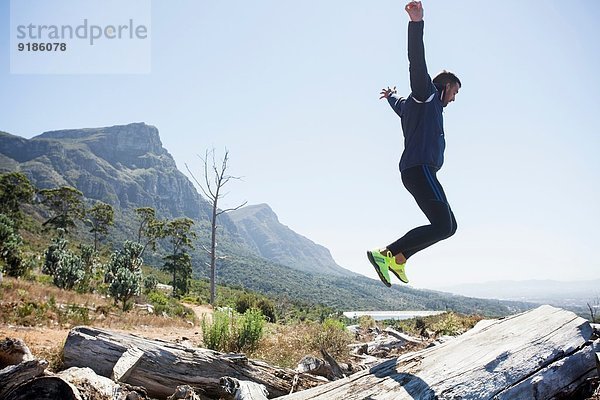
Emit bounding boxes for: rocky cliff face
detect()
[228,204,355,277]
[0,123,211,221]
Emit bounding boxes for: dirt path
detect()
[183,302,214,323]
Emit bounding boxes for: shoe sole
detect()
[389,268,409,284]
[367,251,391,287]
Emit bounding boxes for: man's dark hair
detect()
[433,70,461,88]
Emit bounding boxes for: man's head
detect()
[433,70,461,107]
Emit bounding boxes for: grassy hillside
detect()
[4,191,534,318]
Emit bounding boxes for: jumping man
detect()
[367,1,461,287]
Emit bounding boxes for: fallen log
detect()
[383,327,424,344]
[2,375,84,400]
[1,363,150,400]
[278,305,599,400]
[0,366,164,400]
[0,359,49,400]
[63,326,324,399]
[348,336,405,357]
[220,377,269,400]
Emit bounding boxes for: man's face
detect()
[443,83,460,107]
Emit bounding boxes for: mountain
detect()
[227,204,354,277]
[0,123,211,221]
[0,123,534,316]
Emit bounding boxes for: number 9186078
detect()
[17,42,67,51]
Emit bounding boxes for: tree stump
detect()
[279,305,599,399]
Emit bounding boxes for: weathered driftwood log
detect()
[279,305,599,400]
[348,336,405,358]
[220,377,269,400]
[63,326,324,399]
[383,327,424,344]
[0,359,49,400]
[1,363,150,400]
[3,375,84,400]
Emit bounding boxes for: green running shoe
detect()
[367,249,391,287]
[388,253,409,284]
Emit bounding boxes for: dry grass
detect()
[390,311,483,337]
[0,277,194,330]
[0,276,204,372]
[250,320,352,369]
[1,277,110,308]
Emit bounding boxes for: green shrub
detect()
[147,290,194,319]
[63,304,90,325]
[235,293,255,314]
[52,252,85,290]
[202,308,265,353]
[42,232,85,290]
[235,308,265,352]
[313,318,352,358]
[358,315,376,330]
[180,295,201,305]
[255,298,276,323]
[105,241,143,311]
[432,312,464,336]
[144,275,159,293]
[234,293,276,323]
[202,309,233,352]
[0,213,25,277]
[147,290,169,306]
[42,232,68,277]
[76,244,102,293]
[35,274,54,285]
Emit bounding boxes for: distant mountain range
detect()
[439,279,599,308]
[0,123,535,316]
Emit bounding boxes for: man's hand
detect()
[405,1,423,22]
[379,86,397,100]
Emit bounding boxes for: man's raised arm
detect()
[405,1,434,102]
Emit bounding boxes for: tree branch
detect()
[185,163,213,201]
[215,201,248,216]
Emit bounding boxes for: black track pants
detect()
[387,165,457,259]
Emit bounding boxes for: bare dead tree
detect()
[186,148,246,305]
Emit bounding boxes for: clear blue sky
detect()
[1,1,599,289]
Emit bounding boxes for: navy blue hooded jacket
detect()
[387,21,446,172]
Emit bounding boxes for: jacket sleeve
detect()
[408,21,435,102]
[387,94,404,117]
